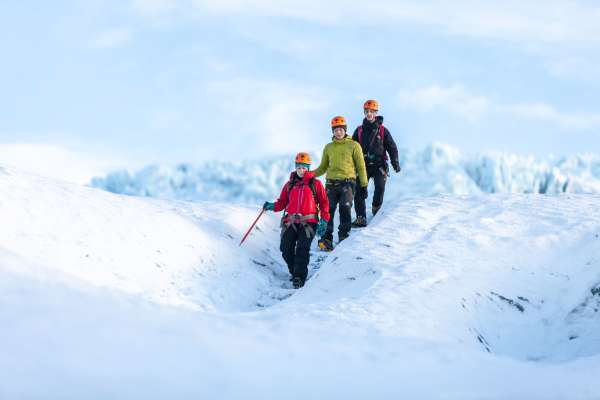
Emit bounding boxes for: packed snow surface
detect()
[2,164,600,399]
[91,142,600,203]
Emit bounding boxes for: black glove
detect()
[392,162,401,173]
[362,186,368,199]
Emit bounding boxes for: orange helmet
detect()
[331,115,347,130]
[363,99,379,111]
[295,152,311,165]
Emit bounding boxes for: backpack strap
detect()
[283,176,320,221]
[308,177,317,201]
[282,177,295,218]
[380,124,388,161]
[358,124,384,143]
[308,177,320,220]
[359,123,388,163]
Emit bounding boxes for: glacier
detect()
[91,143,600,204]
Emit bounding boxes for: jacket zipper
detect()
[297,181,304,215]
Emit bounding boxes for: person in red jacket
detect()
[263,152,330,289]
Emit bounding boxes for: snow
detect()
[91,142,600,203]
[2,163,600,399]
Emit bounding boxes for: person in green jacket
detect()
[312,116,368,250]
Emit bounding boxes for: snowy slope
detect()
[91,143,600,204]
[0,165,295,313]
[2,164,600,399]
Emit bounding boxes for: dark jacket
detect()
[352,116,400,170]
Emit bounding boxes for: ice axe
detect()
[239,208,265,246]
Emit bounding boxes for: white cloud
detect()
[504,103,600,130]
[0,143,129,184]
[547,56,600,82]
[131,0,181,17]
[201,55,235,73]
[398,85,490,121]
[193,78,332,157]
[386,1,600,44]
[131,1,600,44]
[148,110,184,131]
[128,1,600,82]
[398,84,600,130]
[89,28,134,49]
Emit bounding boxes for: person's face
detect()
[364,108,377,122]
[295,165,308,177]
[333,127,346,139]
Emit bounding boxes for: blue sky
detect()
[2,1,600,180]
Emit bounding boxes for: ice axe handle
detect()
[239,208,266,246]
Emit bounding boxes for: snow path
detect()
[2,166,600,399]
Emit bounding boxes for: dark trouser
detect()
[354,164,388,218]
[280,222,316,283]
[323,179,355,241]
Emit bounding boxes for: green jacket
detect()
[312,136,368,187]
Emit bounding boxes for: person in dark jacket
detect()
[351,99,401,227]
[263,152,330,288]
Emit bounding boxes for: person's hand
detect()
[362,186,369,199]
[263,201,275,211]
[392,162,401,173]
[317,219,328,237]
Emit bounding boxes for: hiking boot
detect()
[318,238,334,252]
[338,233,349,243]
[292,277,304,289]
[372,205,381,216]
[351,216,367,228]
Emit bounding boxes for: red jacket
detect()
[274,171,330,223]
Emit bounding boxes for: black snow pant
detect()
[280,222,316,283]
[324,179,356,242]
[354,164,388,218]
